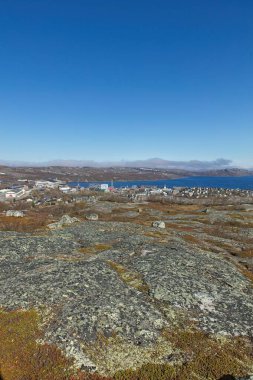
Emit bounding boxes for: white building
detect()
[35,180,62,189]
[59,186,72,193]
[0,187,30,200]
[100,184,109,191]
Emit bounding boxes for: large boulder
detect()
[48,214,80,229]
[152,220,166,229]
[85,213,99,221]
[6,210,24,217]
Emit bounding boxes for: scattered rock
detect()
[1,201,253,375]
[86,213,99,221]
[152,221,166,229]
[48,214,80,229]
[241,204,253,212]
[6,210,24,217]
[209,211,228,225]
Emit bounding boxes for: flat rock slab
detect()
[129,247,253,335]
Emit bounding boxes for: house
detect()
[0,187,30,200]
[5,191,17,199]
[59,186,72,193]
[100,184,109,192]
[35,180,63,189]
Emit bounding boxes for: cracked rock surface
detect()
[0,219,253,371]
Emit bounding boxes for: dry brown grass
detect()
[165,223,195,232]
[204,239,241,254]
[165,327,252,380]
[144,231,168,239]
[240,249,253,258]
[147,202,201,213]
[107,260,149,293]
[182,234,201,245]
[79,244,112,255]
[0,308,112,380]
[237,263,253,283]
[202,225,243,241]
[0,202,89,232]
[99,194,129,203]
[0,202,10,213]
[0,215,49,232]
[113,328,252,380]
[114,363,177,380]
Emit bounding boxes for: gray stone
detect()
[152,221,166,229]
[6,210,24,217]
[241,204,253,212]
[48,214,80,229]
[0,211,253,373]
[86,213,99,221]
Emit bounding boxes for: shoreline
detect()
[68,175,253,191]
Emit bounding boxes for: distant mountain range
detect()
[1,157,251,171]
[0,159,252,182]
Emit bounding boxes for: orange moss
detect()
[0,309,111,380]
[107,260,149,293]
[0,215,49,232]
[237,265,253,283]
[182,234,200,244]
[114,328,252,380]
[240,249,253,258]
[79,244,112,255]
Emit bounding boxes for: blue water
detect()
[69,176,253,190]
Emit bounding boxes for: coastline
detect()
[68,175,253,190]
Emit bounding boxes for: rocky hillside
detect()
[0,200,253,379]
[0,165,252,184]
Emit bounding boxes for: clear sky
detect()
[0,0,252,166]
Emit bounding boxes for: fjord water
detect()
[70,176,253,190]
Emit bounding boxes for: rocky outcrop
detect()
[47,214,80,229]
[85,213,99,221]
[152,221,166,229]
[6,210,24,217]
[0,218,253,373]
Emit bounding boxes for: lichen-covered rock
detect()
[122,211,139,218]
[0,218,252,373]
[6,210,24,217]
[48,214,80,229]
[152,221,166,229]
[86,213,99,221]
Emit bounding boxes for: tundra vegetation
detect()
[0,192,253,379]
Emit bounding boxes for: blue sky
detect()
[0,0,252,166]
